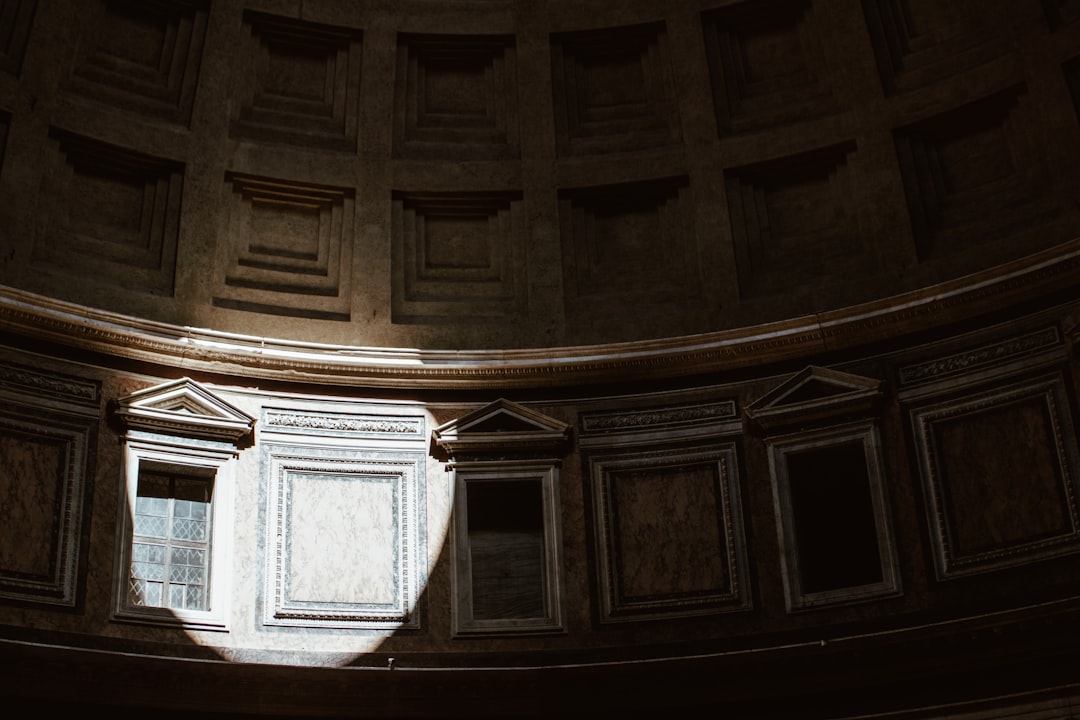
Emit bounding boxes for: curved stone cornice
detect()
[1,239,1078,390]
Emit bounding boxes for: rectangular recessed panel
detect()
[611,463,728,600]
[286,473,397,606]
[909,373,1080,579]
[264,446,423,629]
[66,0,208,125]
[550,22,681,156]
[785,441,883,594]
[0,429,65,578]
[394,34,518,159]
[702,0,837,134]
[232,11,361,150]
[588,443,750,621]
[467,479,545,620]
[933,399,1070,555]
[35,129,183,296]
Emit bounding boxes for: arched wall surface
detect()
[3,2,1080,719]
[2,0,1080,350]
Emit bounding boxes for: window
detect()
[111,378,254,630]
[452,462,562,633]
[746,366,902,611]
[768,424,901,609]
[433,398,571,636]
[129,467,214,612]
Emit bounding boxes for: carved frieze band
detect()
[263,408,425,439]
[899,327,1062,386]
[580,401,737,435]
[0,360,100,406]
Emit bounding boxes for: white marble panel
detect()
[286,473,397,605]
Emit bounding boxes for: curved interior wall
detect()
[3,1,1080,718]
[1,0,1080,349]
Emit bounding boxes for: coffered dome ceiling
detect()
[1,0,1078,363]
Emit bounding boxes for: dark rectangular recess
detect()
[466,479,545,620]
[785,440,883,594]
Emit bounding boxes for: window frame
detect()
[113,439,237,631]
[767,421,902,611]
[450,459,566,636]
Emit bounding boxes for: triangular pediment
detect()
[113,378,256,444]
[745,366,882,433]
[433,398,571,457]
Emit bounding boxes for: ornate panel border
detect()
[262,443,424,630]
[586,443,750,622]
[0,360,100,607]
[908,371,1080,579]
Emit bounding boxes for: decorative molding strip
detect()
[0,360,100,405]
[580,401,737,434]
[0,238,1078,389]
[898,327,1062,386]
[263,409,424,438]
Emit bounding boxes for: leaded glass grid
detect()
[129,470,212,612]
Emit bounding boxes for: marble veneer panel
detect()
[908,371,1080,579]
[861,0,1013,95]
[724,141,869,299]
[213,173,354,321]
[702,0,838,135]
[231,11,362,151]
[65,0,209,125]
[550,22,682,157]
[586,443,749,622]
[394,34,519,160]
[893,85,1062,263]
[34,128,183,296]
[558,177,698,323]
[391,191,527,323]
[0,0,36,76]
[260,407,426,629]
[0,360,100,607]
